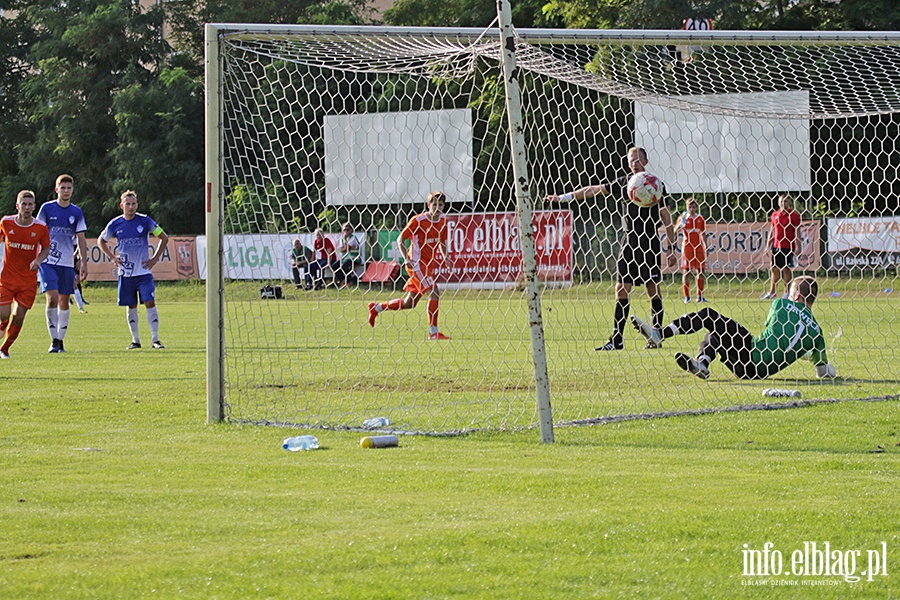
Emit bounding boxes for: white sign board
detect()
[636,91,811,194]
[196,233,365,280]
[324,109,473,205]
[827,217,900,252]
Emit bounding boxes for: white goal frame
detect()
[205,20,900,438]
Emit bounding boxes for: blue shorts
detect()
[118,274,156,307]
[39,263,76,295]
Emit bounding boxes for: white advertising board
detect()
[636,91,810,194]
[324,109,473,205]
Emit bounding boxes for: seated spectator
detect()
[336,223,362,287]
[307,228,339,290]
[290,238,311,289]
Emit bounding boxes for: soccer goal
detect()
[205,19,900,437]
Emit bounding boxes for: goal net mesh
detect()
[210,26,900,434]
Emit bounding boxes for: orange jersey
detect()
[679,213,706,261]
[401,212,447,266]
[0,215,50,288]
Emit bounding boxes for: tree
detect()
[0,3,37,210]
[383,0,561,28]
[111,59,206,234]
[542,0,900,31]
[9,0,169,232]
[164,0,375,66]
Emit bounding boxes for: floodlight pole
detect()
[497,0,555,444]
[205,24,225,423]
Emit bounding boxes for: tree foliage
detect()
[3,0,169,230]
[542,0,900,31]
[0,0,373,233]
[0,0,897,232]
[384,0,560,28]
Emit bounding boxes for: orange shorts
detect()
[0,281,38,310]
[404,261,440,295]
[681,248,706,272]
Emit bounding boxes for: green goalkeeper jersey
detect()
[751,298,829,378]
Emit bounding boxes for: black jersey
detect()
[608,174,668,285]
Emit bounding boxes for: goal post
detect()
[205,22,900,435]
[498,0,554,444]
[205,23,225,424]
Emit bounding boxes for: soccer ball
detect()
[626,172,663,208]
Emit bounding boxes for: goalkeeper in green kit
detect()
[631,276,836,380]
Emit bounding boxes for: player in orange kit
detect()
[676,198,707,303]
[0,190,52,358]
[368,191,451,340]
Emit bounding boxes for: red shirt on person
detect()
[771,208,800,250]
[313,236,336,261]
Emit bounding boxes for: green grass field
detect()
[222,276,899,434]
[1,281,898,598]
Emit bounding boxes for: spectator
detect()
[336,223,362,287]
[762,194,801,300]
[307,228,338,290]
[290,238,310,289]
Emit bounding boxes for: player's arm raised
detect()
[545,184,608,203]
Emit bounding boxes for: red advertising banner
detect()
[83,236,199,281]
[661,221,820,275]
[440,211,573,286]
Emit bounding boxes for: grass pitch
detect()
[0,281,897,598]
[222,276,899,433]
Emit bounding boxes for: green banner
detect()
[376,230,404,263]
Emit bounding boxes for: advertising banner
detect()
[827,216,900,270]
[660,220,820,275]
[440,211,573,288]
[195,233,365,280]
[84,236,199,281]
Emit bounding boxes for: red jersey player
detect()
[0,190,52,358]
[676,198,707,303]
[762,194,801,300]
[368,191,450,340]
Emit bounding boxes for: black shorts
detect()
[686,308,761,379]
[771,248,795,269]
[617,244,661,285]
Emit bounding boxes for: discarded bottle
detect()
[360,435,399,449]
[282,435,319,451]
[362,417,392,428]
[762,389,801,398]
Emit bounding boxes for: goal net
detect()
[206,24,900,435]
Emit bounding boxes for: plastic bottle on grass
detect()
[762,389,801,398]
[362,417,391,428]
[360,435,399,449]
[283,435,319,451]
